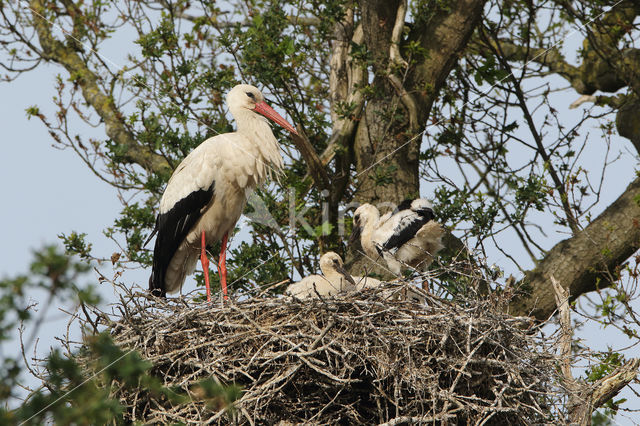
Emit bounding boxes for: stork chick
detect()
[350,199,444,276]
[286,252,357,299]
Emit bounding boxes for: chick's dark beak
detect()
[335,263,356,286]
[349,223,362,246]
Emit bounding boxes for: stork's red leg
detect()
[200,230,211,302]
[219,232,229,300]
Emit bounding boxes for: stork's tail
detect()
[149,271,166,297]
[148,216,167,298]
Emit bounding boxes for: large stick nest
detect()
[95,283,556,424]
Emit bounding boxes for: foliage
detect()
[0,245,99,422]
[0,248,238,423]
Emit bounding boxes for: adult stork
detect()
[350,198,444,276]
[149,84,297,301]
[286,252,357,299]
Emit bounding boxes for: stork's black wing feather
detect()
[149,182,215,297]
[391,199,414,215]
[391,199,435,221]
[381,214,429,252]
[412,204,435,222]
[381,199,436,252]
[382,199,434,255]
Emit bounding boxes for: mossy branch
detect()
[29,0,171,176]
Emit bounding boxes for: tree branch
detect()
[590,358,640,411]
[550,275,582,418]
[483,26,581,233]
[498,2,640,96]
[511,176,640,321]
[325,11,365,168]
[290,131,330,190]
[490,39,582,87]
[408,0,487,121]
[571,358,640,425]
[298,8,366,191]
[386,0,418,131]
[571,0,640,95]
[551,275,639,424]
[29,0,171,176]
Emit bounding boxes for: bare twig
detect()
[550,274,640,425]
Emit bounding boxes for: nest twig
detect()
[81,281,558,425]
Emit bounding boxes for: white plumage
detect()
[149,84,297,300]
[352,275,383,291]
[286,252,357,299]
[350,198,444,276]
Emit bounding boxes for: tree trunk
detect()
[353,0,419,206]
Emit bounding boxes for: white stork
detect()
[349,198,444,276]
[286,252,357,299]
[148,84,297,301]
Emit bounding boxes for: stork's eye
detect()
[246,92,256,100]
[354,215,360,225]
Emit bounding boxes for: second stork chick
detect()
[286,252,357,299]
[350,198,444,276]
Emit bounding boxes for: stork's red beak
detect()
[253,101,298,135]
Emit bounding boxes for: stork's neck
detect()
[319,264,335,278]
[229,107,272,144]
[233,109,269,136]
[232,108,284,175]
[361,212,380,258]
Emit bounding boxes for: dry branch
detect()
[550,275,640,425]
